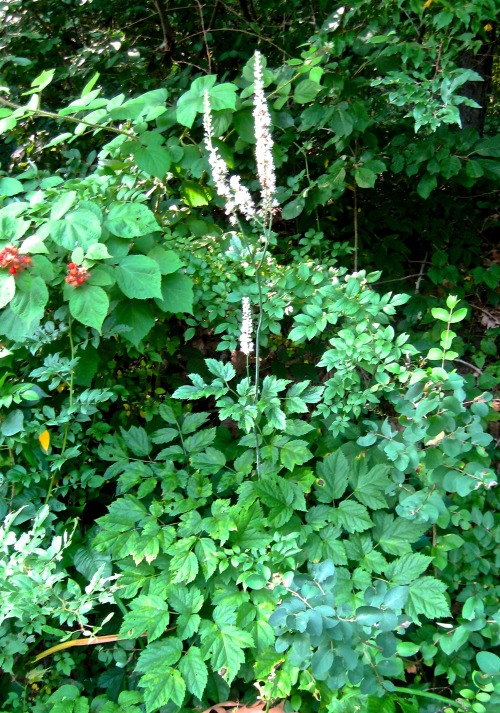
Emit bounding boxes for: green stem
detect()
[0,96,134,138]
[252,215,272,478]
[393,686,461,708]
[45,317,76,504]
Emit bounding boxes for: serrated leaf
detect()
[85,242,111,260]
[170,550,199,584]
[336,500,373,533]
[11,275,48,325]
[147,247,184,275]
[406,577,451,624]
[280,439,313,471]
[315,451,350,502]
[105,203,159,238]
[178,647,208,699]
[121,425,151,457]
[293,79,321,104]
[373,513,427,556]
[136,638,183,673]
[51,209,101,250]
[385,552,432,584]
[112,300,155,346]
[116,255,162,299]
[139,667,186,713]
[201,623,253,683]
[181,412,209,434]
[195,538,219,578]
[156,272,194,314]
[69,284,109,332]
[353,464,390,509]
[120,595,170,642]
[133,144,171,179]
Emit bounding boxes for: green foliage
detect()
[0,4,498,713]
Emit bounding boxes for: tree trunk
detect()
[459,30,497,135]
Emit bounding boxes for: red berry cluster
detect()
[0,245,32,276]
[65,262,90,287]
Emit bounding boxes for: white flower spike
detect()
[239,297,254,356]
[253,51,276,218]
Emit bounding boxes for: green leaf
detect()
[0,178,24,196]
[209,83,238,112]
[431,307,449,321]
[315,451,350,502]
[190,446,226,472]
[336,500,373,533]
[116,255,162,299]
[205,359,236,381]
[51,210,101,250]
[139,667,186,713]
[136,638,183,673]
[50,191,77,220]
[69,284,109,332]
[330,105,354,136]
[10,276,48,325]
[105,203,159,238]
[133,145,171,179]
[156,272,194,314]
[385,553,432,584]
[27,68,55,92]
[85,243,111,260]
[170,551,199,584]
[147,247,184,275]
[476,651,500,675]
[373,513,427,556]
[112,300,155,346]
[353,464,390,509]
[0,272,16,309]
[417,173,437,199]
[293,79,321,104]
[195,538,219,578]
[177,76,219,128]
[120,595,170,642]
[179,647,208,699]
[121,426,150,457]
[181,181,211,207]
[354,167,377,188]
[449,307,467,323]
[282,196,305,220]
[201,623,253,683]
[406,577,451,624]
[280,439,313,471]
[1,409,24,436]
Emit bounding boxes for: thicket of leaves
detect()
[0,2,499,713]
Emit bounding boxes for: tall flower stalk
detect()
[203,51,276,477]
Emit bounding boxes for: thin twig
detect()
[179,27,290,57]
[0,97,133,138]
[353,182,358,272]
[415,251,427,293]
[195,0,212,72]
[454,358,483,377]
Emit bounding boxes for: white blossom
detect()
[239,297,254,355]
[203,91,255,222]
[253,51,276,217]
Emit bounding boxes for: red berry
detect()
[68,262,76,269]
[9,266,17,275]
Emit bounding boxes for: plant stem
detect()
[45,317,76,504]
[392,686,461,708]
[0,97,134,138]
